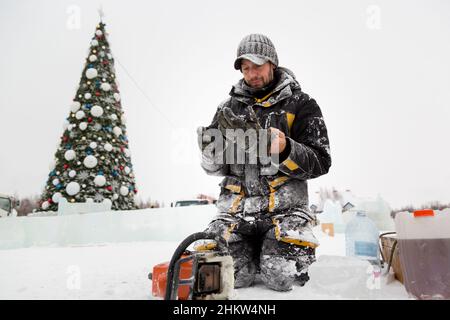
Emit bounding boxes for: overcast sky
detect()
[1,0,449,209]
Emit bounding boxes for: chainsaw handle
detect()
[164,232,228,300]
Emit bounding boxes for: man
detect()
[197,34,331,291]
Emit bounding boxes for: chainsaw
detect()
[149,232,235,300]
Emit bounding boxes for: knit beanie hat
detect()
[234,34,279,70]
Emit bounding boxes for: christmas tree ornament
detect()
[79,122,88,130]
[52,192,63,203]
[41,201,50,210]
[94,175,106,187]
[113,126,122,137]
[91,105,104,117]
[66,181,81,196]
[64,149,76,161]
[69,170,76,178]
[110,114,118,121]
[89,54,97,62]
[101,82,111,91]
[71,101,81,113]
[96,29,103,36]
[120,186,129,196]
[91,39,99,46]
[84,93,92,100]
[113,93,121,101]
[83,155,98,168]
[86,68,98,79]
[75,110,85,120]
[103,143,112,152]
[90,142,97,149]
[52,178,60,186]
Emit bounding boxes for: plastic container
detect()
[395,209,450,300]
[345,211,380,265]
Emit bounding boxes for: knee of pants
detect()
[229,240,258,288]
[259,255,297,291]
[262,228,317,271]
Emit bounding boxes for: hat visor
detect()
[234,54,269,70]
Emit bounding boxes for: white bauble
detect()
[41,201,50,210]
[69,170,76,178]
[85,68,98,79]
[121,114,127,124]
[99,51,105,57]
[100,83,111,91]
[91,39,99,46]
[75,110,85,120]
[113,127,122,137]
[64,149,76,161]
[113,194,119,200]
[91,105,104,117]
[71,101,81,113]
[113,93,121,101]
[107,53,112,59]
[104,143,113,152]
[66,182,80,196]
[83,155,98,168]
[52,192,63,203]
[124,166,131,174]
[110,114,118,121]
[120,186,129,196]
[94,175,106,187]
[95,29,103,36]
[84,93,92,100]
[79,122,87,131]
[52,178,60,186]
[89,142,97,149]
[124,148,131,157]
[89,54,97,62]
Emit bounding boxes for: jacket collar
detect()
[230,67,301,107]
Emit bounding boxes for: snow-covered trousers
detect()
[204,213,318,291]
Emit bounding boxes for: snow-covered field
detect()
[0,206,409,300]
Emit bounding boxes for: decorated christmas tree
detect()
[39,20,138,211]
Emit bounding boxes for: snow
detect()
[0,205,410,300]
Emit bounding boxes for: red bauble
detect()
[88,117,93,123]
[119,165,124,171]
[95,91,101,96]
[134,189,138,193]
[63,164,69,170]
[48,198,53,204]
[62,136,68,142]
[106,186,113,191]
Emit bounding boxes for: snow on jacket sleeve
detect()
[276,93,331,180]
[200,101,230,176]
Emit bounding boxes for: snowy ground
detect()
[0,222,409,300]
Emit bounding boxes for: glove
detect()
[197,126,227,162]
[216,106,271,156]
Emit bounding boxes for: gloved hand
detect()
[197,126,227,162]
[216,106,271,156]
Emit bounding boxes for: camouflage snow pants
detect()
[204,213,318,291]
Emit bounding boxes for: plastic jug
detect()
[395,209,450,300]
[345,211,380,265]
